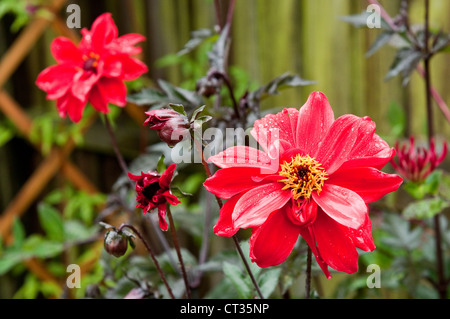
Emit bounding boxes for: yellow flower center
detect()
[82,52,100,72]
[278,154,328,201]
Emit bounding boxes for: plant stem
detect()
[305,247,312,299]
[166,205,192,298]
[103,114,130,176]
[423,0,447,299]
[232,234,264,299]
[118,223,175,299]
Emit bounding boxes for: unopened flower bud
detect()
[144,109,190,147]
[104,230,128,257]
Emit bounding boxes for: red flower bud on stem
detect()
[144,109,190,147]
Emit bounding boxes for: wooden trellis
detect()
[0,0,146,295]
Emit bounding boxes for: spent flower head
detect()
[128,164,180,231]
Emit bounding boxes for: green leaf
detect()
[366,31,394,58]
[381,214,423,251]
[258,268,281,298]
[245,73,315,115]
[385,48,424,86]
[11,218,25,249]
[190,105,206,122]
[403,170,443,199]
[340,11,372,28]
[403,197,450,220]
[169,103,187,116]
[223,261,252,299]
[177,28,214,56]
[0,250,26,275]
[0,124,14,147]
[37,203,65,242]
[22,235,64,259]
[156,154,166,174]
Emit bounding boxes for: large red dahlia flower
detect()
[203,91,403,278]
[36,13,148,122]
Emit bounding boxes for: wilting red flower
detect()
[203,91,403,278]
[36,13,148,122]
[128,164,180,231]
[390,136,447,183]
[144,109,190,147]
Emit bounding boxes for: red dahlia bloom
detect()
[36,13,148,122]
[203,91,403,278]
[390,136,447,183]
[128,164,180,231]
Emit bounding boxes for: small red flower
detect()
[144,109,190,147]
[128,164,180,231]
[203,91,403,278]
[390,136,447,183]
[36,13,148,122]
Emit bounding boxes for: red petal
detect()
[72,71,100,102]
[203,167,271,199]
[340,134,395,170]
[208,146,275,172]
[298,226,331,278]
[327,167,403,203]
[56,92,86,123]
[159,164,176,188]
[88,83,108,113]
[314,115,374,174]
[51,37,82,65]
[102,56,123,78]
[250,107,299,151]
[213,193,243,237]
[162,190,180,206]
[88,77,127,113]
[344,213,376,252]
[90,13,118,51]
[249,207,301,268]
[36,65,77,99]
[312,211,359,274]
[117,56,148,81]
[296,91,334,154]
[232,183,291,229]
[157,204,168,231]
[312,184,367,229]
[112,33,146,55]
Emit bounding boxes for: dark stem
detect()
[211,0,241,121]
[117,223,175,299]
[305,247,312,299]
[210,71,240,120]
[213,0,223,30]
[423,0,447,299]
[232,234,264,299]
[103,114,130,176]
[166,205,192,298]
[192,137,264,299]
[424,0,434,140]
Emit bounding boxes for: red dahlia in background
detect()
[390,136,447,183]
[36,13,148,122]
[204,91,403,278]
[128,164,180,231]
